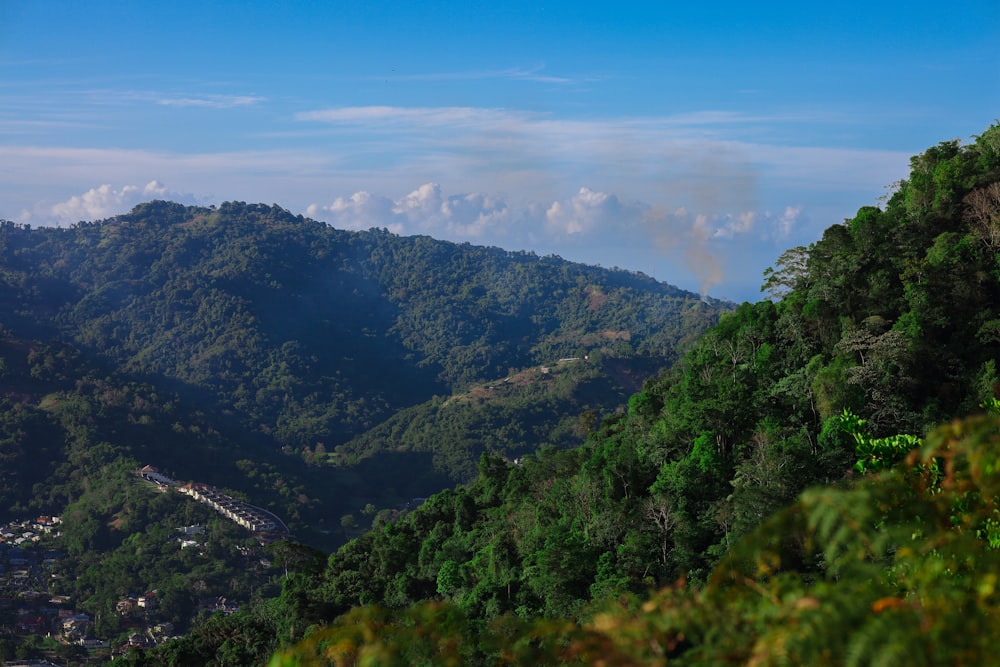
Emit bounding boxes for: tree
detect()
[760,245,810,301]
[435,560,464,597]
[270,413,1000,666]
[964,182,1000,250]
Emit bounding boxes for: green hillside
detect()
[0,203,720,454]
[0,202,725,656]
[248,125,1000,665]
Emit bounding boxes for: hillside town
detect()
[0,515,106,663]
[0,469,289,664]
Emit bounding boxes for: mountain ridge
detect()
[0,204,727,539]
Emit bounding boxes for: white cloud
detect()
[396,183,445,218]
[72,89,265,109]
[437,191,510,237]
[368,64,587,85]
[0,145,347,225]
[307,191,399,232]
[0,103,916,301]
[42,181,195,224]
[712,211,757,239]
[309,183,511,238]
[0,109,910,237]
[156,94,265,108]
[545,188,632,236]
[291,106,909,232]
[749,143,910,191]
[295,106,522,128]
[774,206,802,238]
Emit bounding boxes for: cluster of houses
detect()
[115,592,158,616]
[138,466,289,536]
[0,516,61,547]
[10,607,91,640]
[114,592,177,651]
[0,526,195,660]
[1,540,63,620]
[0,469,286,658]
[0,542,109,650]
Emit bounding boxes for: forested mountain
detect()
[0,201,724,656]
[0,201,719,454]
[232,125,1000,666]
[0,204,722,518]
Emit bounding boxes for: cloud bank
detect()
[29,181,197,225]
[308,183,803,297]
[18,176,805,299]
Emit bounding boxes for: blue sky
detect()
[1,1,998,301]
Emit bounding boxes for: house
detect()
[61,613,92,636]
[153,621,174,636]
[116,596,138,615]
[198,596,240,614]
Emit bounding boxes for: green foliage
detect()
[829,408,922,474]
[273,413,1000,666]
[268,602,481,667]
[338,354,647,485]
[760,245,810,300]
